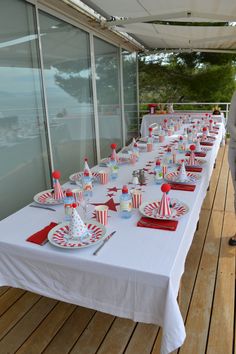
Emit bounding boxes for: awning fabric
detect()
[80,0,236,52]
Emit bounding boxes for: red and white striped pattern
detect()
[95,205,108,225]
[99,171,109,184]
[188,151,195,166]
[51,223,103,248]
[162,165,167,177]
[158,193,172,217]
[53,180,64,200]
[131,191,142,208]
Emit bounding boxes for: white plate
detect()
[139,199,189,220]
[33,189,64,205]
[69,171,99,182]
[165,171,201,184]
[48,220,106,249]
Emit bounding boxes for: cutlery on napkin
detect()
[29,204,56,212]
[170,183,196,192]
[93,231,116,256]
[137,217,178,231]
[26,222,58,245]
[200,141,213,146]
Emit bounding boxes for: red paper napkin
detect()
[170,183,196,191]
[213,126,219,130]
[137,217,178,231]
[200,141,213,146]
[178,166,202,173]
[26,222,58,245]
[209,130,218,135]
[185,152,206,157]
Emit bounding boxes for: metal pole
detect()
[89,33,101,162]
[35,4,54,184]
[119,47,126,146]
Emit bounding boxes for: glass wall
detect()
[122,51,138,144]
[94,37,122,158]
[0,0,50,220]
[39,11,96,182]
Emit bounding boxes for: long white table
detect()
[0,124,223,354]
[140,113,225,137]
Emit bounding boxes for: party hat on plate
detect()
[195,138,201,152]
[84,157,92,177]
[177,160,188,182]
[188,145,196,165]
[69,203,88,240]
[52,170,64,201]
[158,184,172,217]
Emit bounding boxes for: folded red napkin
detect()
[200,141,213,146]
[26,222,58,245]
[170,183,196,191]
[209,130,218,135]
[185,152,206,157]
[137,217,178,231]
[178,166,202,173]
[213,126,219,130]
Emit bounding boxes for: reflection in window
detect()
[94,37,122,158]
[39,11,96,181]
[0,0,50,220]
[122,51,138,144]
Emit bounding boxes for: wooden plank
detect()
[180,209,211,318]
[178,211,224,354]
[213,145,229,211]
[70,312,115,354]
[43,306,95,354]
[0,288,25,317]
[0,291,40,340]
[206,212,235,354]
[225,173,235,212]
[0,287,9,297]
[124,323,158,354]
[96,318,136,354]
[202,146,224,210]
[0,297,58,354]
[16,301,76,354]
[151,328,162,354]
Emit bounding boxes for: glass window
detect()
[39,12,96,182]
[94,37,122,158]
[0,0,50,220]
[122,51,138,144]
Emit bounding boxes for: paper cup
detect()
[167,129,172,136]
[99,170,109,184]
[95,205,108,225]
[159,135,165,143]
[131,190,142,208]
[147,143,153,152]
[71,188,83,203]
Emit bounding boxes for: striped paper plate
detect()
[33,189,64,205]
[139,199,189,220]
[48,221,106,249]
[69,171,99,182]
[165,171,201,184]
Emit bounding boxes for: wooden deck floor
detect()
[0,143,235,354]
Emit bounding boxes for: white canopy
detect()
[78,0,236,52]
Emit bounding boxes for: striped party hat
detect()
[177,160,188,182]
[52,170,64,201]
[188,145,196,165]
[158,184,172,217]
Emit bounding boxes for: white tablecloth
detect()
[0,124,223,354]
[140,113,225,137]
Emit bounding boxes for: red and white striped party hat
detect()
[158,184,172,217]
[52,170,64,201]
[69,203,88,240]
[188,145,196,165]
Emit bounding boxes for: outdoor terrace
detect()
[0,141,233,354]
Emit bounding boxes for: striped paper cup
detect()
[131,190,142,208]
[99,170,109,184]
[71,188,83,203]
[147,143,153,152]
[95,205,108,225]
